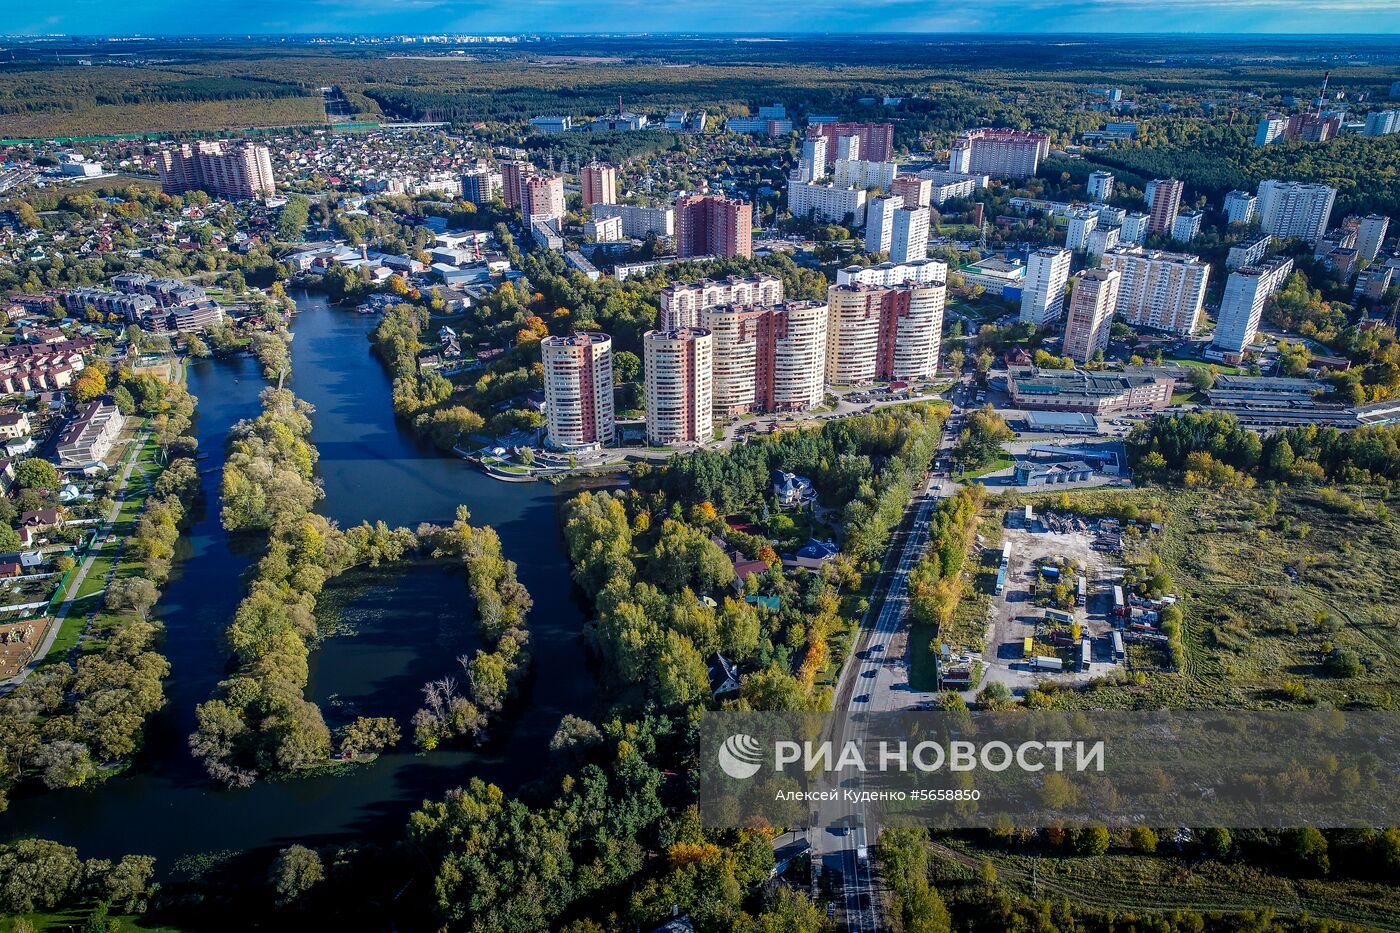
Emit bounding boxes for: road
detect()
[812,377,971,930]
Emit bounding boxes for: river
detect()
[0,293,596,869]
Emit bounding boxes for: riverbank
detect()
[0,294,598,872]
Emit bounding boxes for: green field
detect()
[930,835,1400,931]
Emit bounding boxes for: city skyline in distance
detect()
[5,0,1400,38]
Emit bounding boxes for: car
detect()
[854,693,870,703]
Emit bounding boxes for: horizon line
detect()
[6,30,1400,39]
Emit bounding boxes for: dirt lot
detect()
[979,509,1125,696]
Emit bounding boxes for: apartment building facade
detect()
[541,333,615,451]
[644,328,713,446]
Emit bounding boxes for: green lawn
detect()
[959,453,1015,480]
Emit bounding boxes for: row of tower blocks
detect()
[539,272,946,450]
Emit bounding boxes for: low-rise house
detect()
[786,537,839,571]
[0,410,31,440]
[771,470,815,507]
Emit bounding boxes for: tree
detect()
[338,716,401,757]
[1129,826,1159,853]
[111,385,137,416]
[14,458,61,491]
[1202,826,1232,859]
[0,527,21,552]
[185,333,212,358]
[953,406,1013,470]
[1186,365,1216,391]
[0,839,84,913]
[1074,825,1111,856]
[71,367,107,403]
[104,577,160,618]
[269,845,324,907]
[1285,826,1330,876]
[613,350,642,385]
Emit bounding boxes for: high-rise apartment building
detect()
[541,333,615,451]
[701,302,828,416]
[1087,171,1115,201]
[156,141,275,199]
[499,160,531,208]
[1146,179,1184,236]
[1062,269,1121,363]
[591,203,675,239]
[1356,214,1390,262]
[865,195,903,255]
[1020,247,1072,326]
[460,166,498,205]
[1086,225,1120,258]
[580,161,617,206]
[522,173,566,224]
[1100,248,1210,335]
[1119,212,1150,246]
[796,136,827,183]
[948,128,1050,179]
[1224,190,1257,225]
[1364,110,1400,136]
[658,274,784,330]
[835,134,861,161]
[832,159,899,190]
[890,175,933,209]
[1210,256,1295,360]
[807,122,894,163]
[890,206,931,264]
[1256,179,1336,244]
[675,194,752,258]
[1255,115,1287,146]
[1066,207,1098,251]
[825,282,945,385]
[1286,112,1341,142]
[644,328,713,446]
[787,181,867,224]
[1171,210,1203,244]
[836,258,948,287]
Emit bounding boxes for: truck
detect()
[1112,631,1125,661]
[1031,655,1064,672]
[1112,585,1125,618]
[1080,638,1092,671]
[855,816,868,865]
[1044,608,1075,627]
[1076,576,1087,606]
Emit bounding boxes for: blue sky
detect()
[5,0,1399,37]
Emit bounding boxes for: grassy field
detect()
[1000,485,1400,710]
[930,835,1400,931]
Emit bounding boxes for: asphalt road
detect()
[812,379,971,931]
